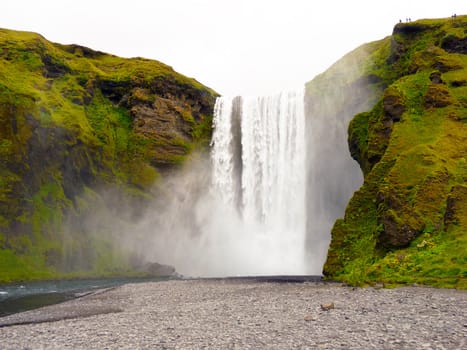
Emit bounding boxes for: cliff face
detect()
[304,39,388,266]
[321,16,467,288]
[0,28,216,282]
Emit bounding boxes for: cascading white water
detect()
[73,65,368,278]
[211,90,307,274]
[102,81,365,277]
[139,83,363,277]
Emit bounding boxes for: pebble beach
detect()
[0,279,465,349]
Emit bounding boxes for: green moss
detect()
[0,249,54,283]
[85,92,134,157]
[363,37,396,85]
[192,114,214,148]
[31,181,70,239]
[323,15,467,289]
[0,27,216,282]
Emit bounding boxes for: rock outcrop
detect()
[321,16,467,288]
[0,28,216,282]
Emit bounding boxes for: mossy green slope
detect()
[0,28,217,282]
[322,16,467,288]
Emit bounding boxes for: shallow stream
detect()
[0,277,173,317]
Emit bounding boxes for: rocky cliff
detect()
[318,16,466,288]
[2,17,465,286]
[0,28,216,282]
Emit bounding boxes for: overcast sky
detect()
[1,1,465,96]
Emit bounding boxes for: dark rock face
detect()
[41,54,71,78]
[375,187,424,248]
[59,44,106,58]
[444,185,467,227]
[450,80,467,87]
[131,95,192,140]
[125,84,214,169]
[387,38,406,65]
[393,22,441,36]
[99,79,132,104]
[441,35,467,54]
[431,57,463,73]
[383,88,404,121]
[424,84,453,108]
[429,71,444,84]
[380,213,423,247]
[96,75,216,170]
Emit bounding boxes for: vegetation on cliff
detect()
[0,28,216,282]
[321,16,467,288]
[2,17,465,287]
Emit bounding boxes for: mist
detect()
[60,47,381,277]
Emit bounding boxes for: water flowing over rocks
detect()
[0,280,465,349]
[210,91,307,275]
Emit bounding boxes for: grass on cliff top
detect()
[0,27,214,94]
[0,26,214,187]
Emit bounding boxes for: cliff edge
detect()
[322,16,466,288]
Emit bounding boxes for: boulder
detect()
[139,262,176,277]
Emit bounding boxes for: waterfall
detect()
[138,84,363,277]
[211,90,308,274]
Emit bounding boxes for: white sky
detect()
[1,1,466,96]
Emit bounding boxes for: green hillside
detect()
[0,28,216,282]
[1,16,466,286]
[320,16,467,288]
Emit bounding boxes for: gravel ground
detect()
[0,279,465,349]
